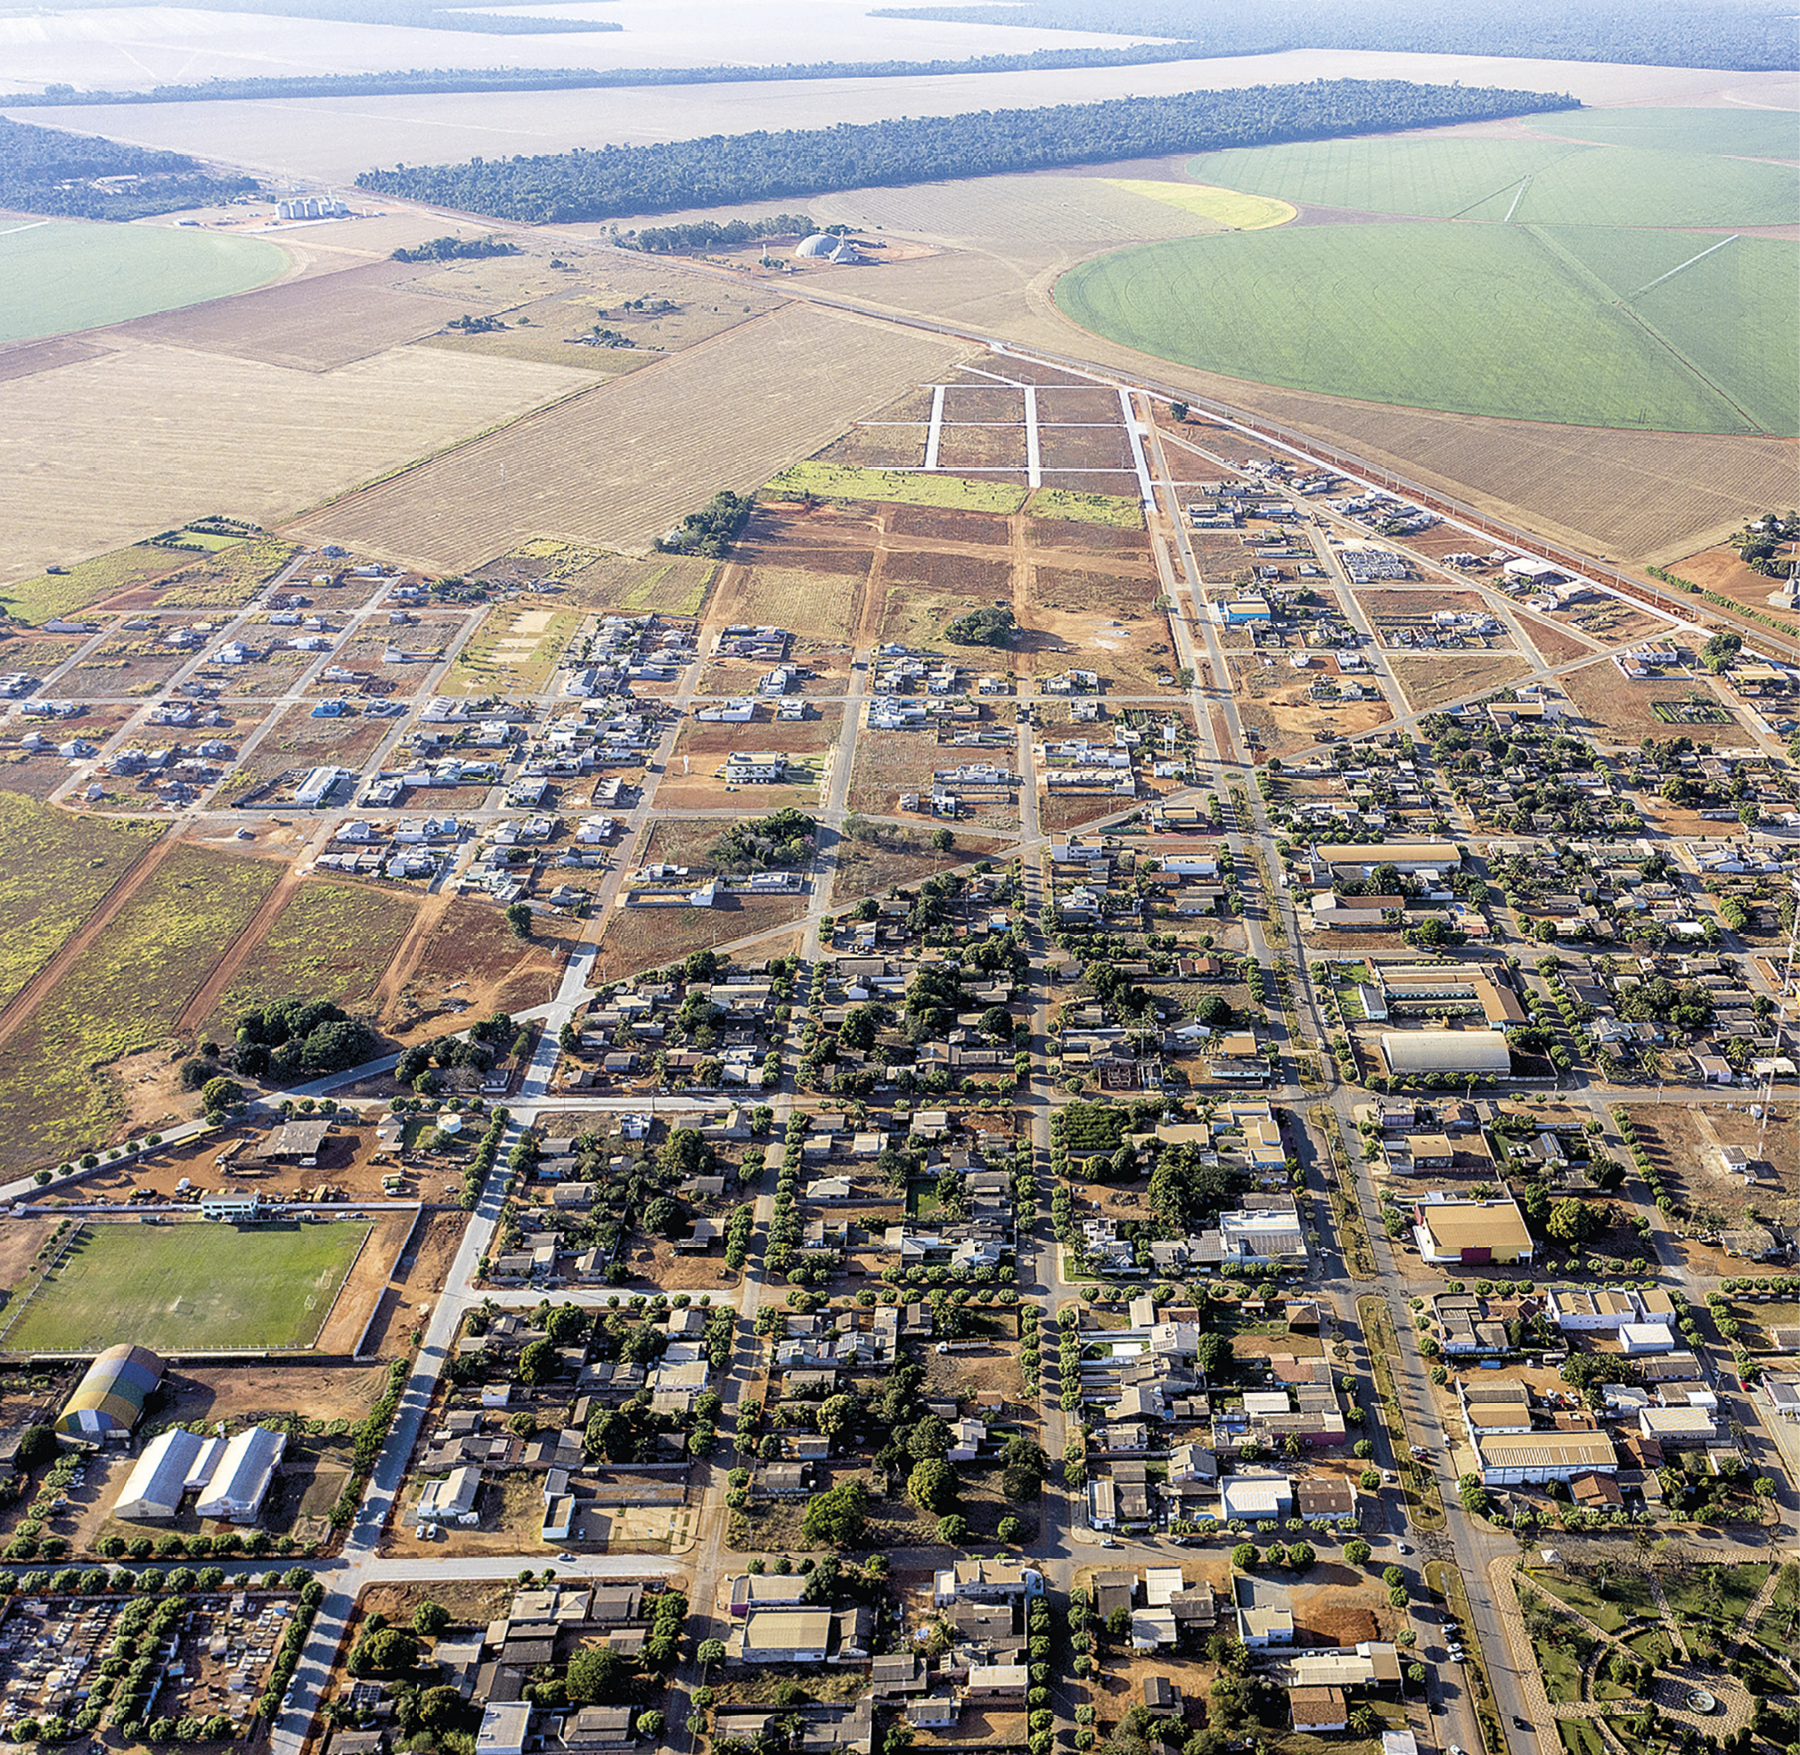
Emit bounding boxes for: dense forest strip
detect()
[6,44,1274,107]
[872,0,1800,74]
[0,116,255,219]
[354,77,1578,224]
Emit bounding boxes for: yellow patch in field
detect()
[1105,179,1296,230]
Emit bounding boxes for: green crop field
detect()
[1059,108,1798,438]
[2,1220,373,1354]
[0,220,286,346]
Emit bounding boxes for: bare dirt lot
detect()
[1666,542,1797,617]
[1512,610,1599,665]
[1386,653,1532,713]
[1560,659,1741,745]
[884,550,1013,596]
[1225,653,1392,758]
[379,895,566,1038]
[887,505,1012,546]
[590,894,809,985]
[848,729,1019,831]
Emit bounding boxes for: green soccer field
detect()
[1057,108,1799,438]
[3,1220,374,1355]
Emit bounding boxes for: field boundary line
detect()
[1628,234,1737,298]
[0,1221,85,1350]
[177,863,305,1034]
[0,830,174,1052]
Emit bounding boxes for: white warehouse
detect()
[194,1426,287,1522]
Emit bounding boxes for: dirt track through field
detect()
[177,863,305,1033]
[0,832,175,1052]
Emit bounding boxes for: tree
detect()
[1344,1539,1371,1566]
[1285,1541,1315,1570]
[642,1196,683,1238]
[801,1479,870,1548]
[945,606,1016,646]
[412,1600,450,1637]
[936,1514,970,1544]
[636,1713,665,1739]
[517,1337,558,1385]
[909,1458,958,1515]
[350,1627,419,1675]
[200,1075,242,1111]
[505,901,533,938]
[1546,1196,1604,1245]
[565,1646,633,1705]
[997,1515,1024,1543]
[1168,401,1189,421]
[931,827,956,853]
[696,1638,727,1668]
[1230,1542,1257,1569]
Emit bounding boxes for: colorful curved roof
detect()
[57,1343,164,1438]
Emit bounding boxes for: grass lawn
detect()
[1557,1722,1605,1755]
[764,461,1027,514]
[4,1219,373,1353]
[1025,488,1144,528]
[1535,1638,1584,1705]
[1624,1627,1673,1666]
[1528,1570,1655,1633]
[1662,1562,1768,1629]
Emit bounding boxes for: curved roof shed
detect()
[58,1344,164,1441]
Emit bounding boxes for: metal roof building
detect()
[57,1344,164,1442]
[194,1425,287,1523]
[1381,1030,1512,1076]
[113,1429,208,1520]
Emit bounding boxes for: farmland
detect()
[1104,179,1295,230]
[0,796,161,1016]
[1056,222,1788,435]
[288,304,975,571]
[0,339,594,588]
[1,1219,374,1355]
[0,221,286,347]
[200,879,419,1037]
[0,845,281,1171]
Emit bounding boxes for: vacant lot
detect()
[482,540,718,616]
[0,845,281,1169]
[592,894,808,986]
[201,879,418,1038]
[289,304,975,570]
[1511,611,1597,665]
[1560,659,1738,744]
[448,601,580,694]
[833,827,998,901]
[885,504,1012,547]
[715,563,865,644]
[1025,490,1144,530]
[1033,566,1158,616]
[1386,654,1532,713]
[769,460,1026,515]
[848,729,1018,831]
[1665,542,1798,617]
[381,895,565,1039]
[1226,653,1392,757]
[0,796,160,1017]
[2,1218,373,1354]
[0,543,192,628]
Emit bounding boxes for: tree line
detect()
[0,117,253,220]
[354,77,1576,223]
[873,0,1799,73]
[630,214,815,253]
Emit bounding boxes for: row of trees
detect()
[354,79,1576,222]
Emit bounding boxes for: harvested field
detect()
[1560,659,1739,744]
[110,257,496,373]
[286,304,977,571]
[713,563,865,643]
[0,844,281,1170]
[0,342,594,588]
[591,894,809,986]
[1512,612,1598,665]
[884,551,1012,596]
[199,879,418,1038]
[0,797,160,1017]
[885,505,1011,546]
[1386,653,1533,713]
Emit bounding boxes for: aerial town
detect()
[0,346,1792,1755]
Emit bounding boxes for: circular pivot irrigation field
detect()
[1055,110,1798,438]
